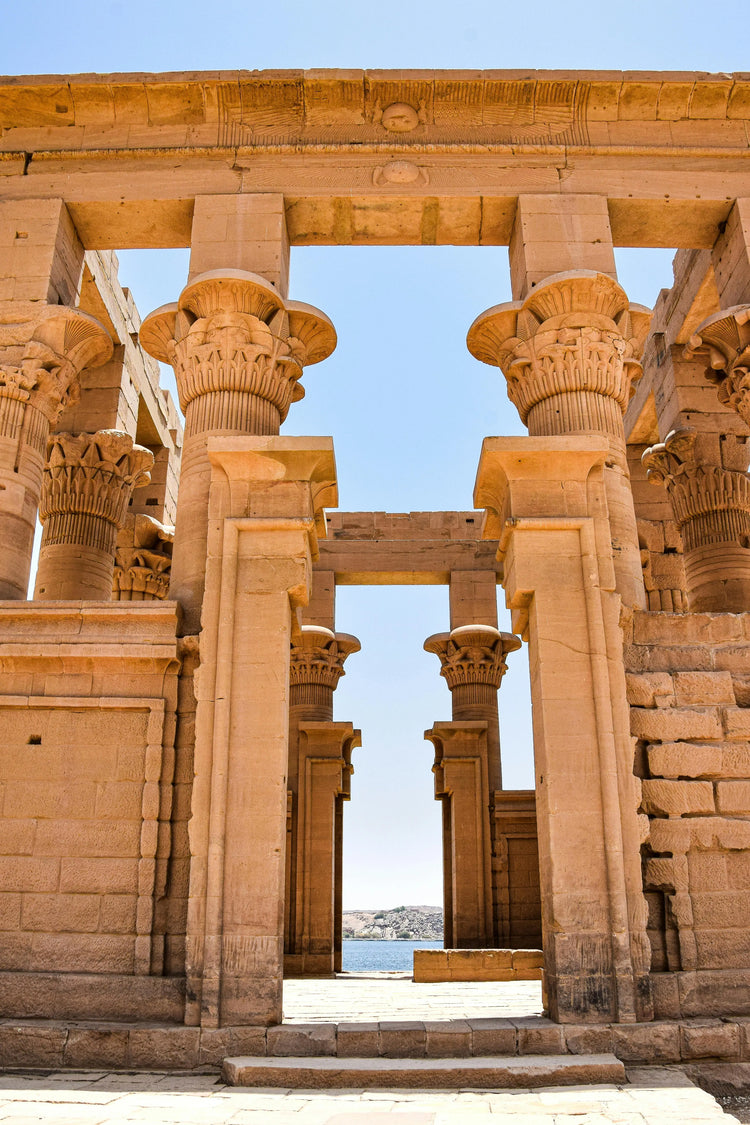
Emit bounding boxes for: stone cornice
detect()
[2,71,750,157]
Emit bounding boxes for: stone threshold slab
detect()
[222,1052,626,1088]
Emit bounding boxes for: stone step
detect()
[222,1052,626,1089]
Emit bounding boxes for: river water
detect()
[342,939,442,972]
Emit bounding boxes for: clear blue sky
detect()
[2,0,736,909]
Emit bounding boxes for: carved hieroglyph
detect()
[685,305,750,427]
[468,271,651,609]
[140,270,336,632]
[0,307,113,599]
[35,429,153,601]
[113,512,174,602]
[643,428,750,612]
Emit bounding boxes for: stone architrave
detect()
[642,428,750,613]
[286,625,361,976]
[468,271,651,610]
[140,270,336,633]
[474,436,652,1024]
[112,513,174,602]
[184,435,337,1028]
[0,308,112,599]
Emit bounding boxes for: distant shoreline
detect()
[343,936,442,942]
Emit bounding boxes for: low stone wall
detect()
[0,602,182,1019]
[625,609,750,1018]
[413,948,543,983]
[0,1014,747,1070]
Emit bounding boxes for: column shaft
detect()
[469,271,651,610]
[141,261,336,633]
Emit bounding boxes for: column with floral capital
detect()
[35,429,153,601]
[643,427,750,612]
[140,269,336,632]
[468,270,651,609]
[0,307,112,598]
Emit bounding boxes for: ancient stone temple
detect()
[1,68,750,1070]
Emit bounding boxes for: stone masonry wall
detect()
[625,609,750,1018]
[0,704,163,975]
[0,604,181,1018]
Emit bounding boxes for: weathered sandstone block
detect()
[641,779,715,817]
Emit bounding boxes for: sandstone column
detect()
[469,271,651,610]
[139,195,326,634]
[475,437,652,1023]
[0,311,113,598]
[33,431,153,601]
[424,626,520,949]
[285,625,360,976]
[0,199,114,598]
[140,271,335,633]
[425,624,520,793]
[185,436,337,1027]
[653,202,750,611]
[642,427,750,612]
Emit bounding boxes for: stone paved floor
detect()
[0,1066,738,1123]
[283,974,544,1023]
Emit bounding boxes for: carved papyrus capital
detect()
[290,625,360,711]
[113,512,174,601]
[685,305,750,427]
[467,271,651,439]
[140,270,336,438]
[643,428,750,552]
[424,624,522,705]
[40,430,154,552]
[0,307,113,447]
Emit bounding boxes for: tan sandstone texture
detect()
[0,69,748,1066]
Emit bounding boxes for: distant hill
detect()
[342,904,443,941]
